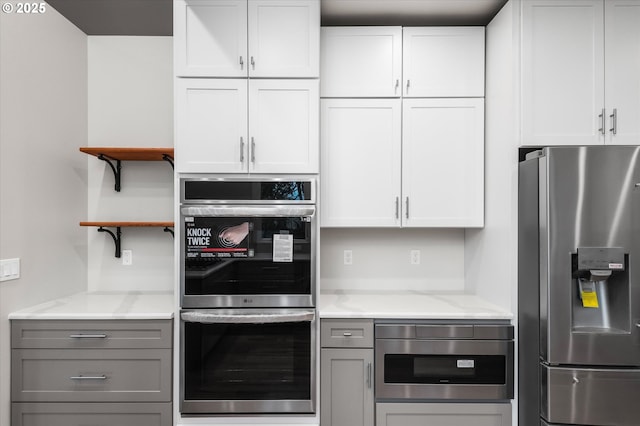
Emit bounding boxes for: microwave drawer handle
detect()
[181,310,315,324]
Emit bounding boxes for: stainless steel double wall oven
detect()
[179,176,317,415]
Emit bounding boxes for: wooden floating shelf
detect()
[80,221,174,227]
[79,147,174,192]
[80,222,175,258]
[79,147,174,162]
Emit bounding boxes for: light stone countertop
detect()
[319,290,513,320]
[8,291,175,320]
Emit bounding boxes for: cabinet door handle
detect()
[69,334,107,339]
[405,197,409,219]
[70,375,107,380]
[610,108,617,135]
[395,79,399,94]
[367,363,372,389]
[251,137,256,163]
[250,56,255,70]
[406,79,410,94]
[239,56,244,69]
[343,331,352,337]
[240,137,245,163]
[599,108,606,135]
[395,197,399,219]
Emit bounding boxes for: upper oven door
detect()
[181,204,316,308]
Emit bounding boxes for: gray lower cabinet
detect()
[376,402,512,426]
[320,319,374,426]
[11,319,173,426]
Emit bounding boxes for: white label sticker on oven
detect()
[273,234,293,263]
[457,359,475,368]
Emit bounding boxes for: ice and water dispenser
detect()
[572,247,630,333]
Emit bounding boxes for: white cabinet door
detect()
[402,27,485,98]
[402,98,484,227]
[605,0,640,145]
[521,0,605,145]
[320,99,402,227]
[175,79,248,173]
[249,80,319,173]
[320,27,402,97]
[174,0,248,77]
[248,0,319,78]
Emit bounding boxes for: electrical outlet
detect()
[0,258,20,281]
[343,250,353,265]
[122,250,133,266]
[410,250,421,265]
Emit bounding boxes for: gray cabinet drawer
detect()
[376,402,512,426]
[11,319,172,349]
[12,402,172,426]
[321,319,373,348]
[11,348,172,402]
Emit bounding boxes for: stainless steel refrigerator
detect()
[519,146,640,426]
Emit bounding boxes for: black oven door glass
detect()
[184,216,311,296]
[384,354,506,384]
[183,320,311,400]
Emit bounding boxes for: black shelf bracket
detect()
[97,154,122,192]
[98,226,122,258]
[163,226,174,238]
[162,154,174,170]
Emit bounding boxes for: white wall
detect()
[320,228,465,292]
[87,36,174,292]
[464,0,519,313]
[0,7,88,426]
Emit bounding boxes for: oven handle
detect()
[181,205,315,218]
[181,309,316,324]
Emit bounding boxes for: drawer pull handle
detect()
[69,334,107,339]
[343,332,352,337]
[70,375,107,380]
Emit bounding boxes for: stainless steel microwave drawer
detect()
[11,320,172,349]
[11,348,172,402]
[321,319,373,348]
[11,402,172,426]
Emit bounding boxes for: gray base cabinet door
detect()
[376,402,512,426]
[12,402,172,426]
[320,348,374,426]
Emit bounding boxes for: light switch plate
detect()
[0,258,20,281]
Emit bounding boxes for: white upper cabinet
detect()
[320,99,402,227]
[521,0,604,145]
[175,0,319,78]
[249,79,319,174]
[604,0,640,145]
[320,26,484,98]
[174,0,248,78]
[176,78,248,173]
[521,0,640,145]
[402,98,485,227]
[176,79,318,174]
[248,0,320,78]
[320,27,403,98]
[402,27,485,98]
[321,98,484,228]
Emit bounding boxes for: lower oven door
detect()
[180,308,316,415]
[375,339,514,400]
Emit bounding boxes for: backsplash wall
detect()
[320,228,465,292]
